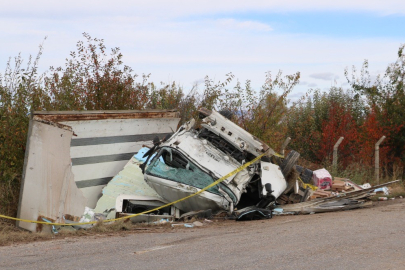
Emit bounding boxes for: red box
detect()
[312,168,332,190]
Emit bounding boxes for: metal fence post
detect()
[280,137,291,157]
[333,137,344,170]
[375,136,386,184]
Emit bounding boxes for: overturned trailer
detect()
[142,108,300,213]
[17,110,180,232]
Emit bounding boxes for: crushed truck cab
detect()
[144,108,291,213]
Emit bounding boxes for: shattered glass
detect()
[146,147,236,202]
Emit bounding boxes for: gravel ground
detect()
[1,199,404,270]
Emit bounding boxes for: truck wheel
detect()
[270,155,282,166]
[301,168,314,184]
[281,150,300,177]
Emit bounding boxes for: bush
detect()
[1,34,403,219]
[0,34,301,218]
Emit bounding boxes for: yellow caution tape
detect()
[298,176,318,191]
[1,150,281,227]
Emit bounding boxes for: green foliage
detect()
[0,34,301,218]
[215,71,301,149]
[346,44,405,165]
[1,33,403,219]
[240,71,300,149]
[287,87,365,163]
[46,33,149,111]
[0,41,49,216]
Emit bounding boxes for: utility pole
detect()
[333,137,344,171]
[375,136,386,184]
[280,137,291,157]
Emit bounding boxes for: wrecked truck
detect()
[17,108,307,232]
[16,108,390,231]
[141,108,301,213]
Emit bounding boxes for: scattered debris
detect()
[311,190,333,199]
[15,108,402,232]
[193,221,203,227]
[170,223,195,228]
[180,210,212,222]
[276,180,399,214]
[312,168,333,190]
[235,206,272,221]
[361,183,372,189]
[374,187,389,196]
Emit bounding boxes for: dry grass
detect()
[369,181,405,201]
[0,219,174,247]
[387,182,405,198]
[0,220,52,246]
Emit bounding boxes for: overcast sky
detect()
[1,1,404,99]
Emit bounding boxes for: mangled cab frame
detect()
[143,108,300,213]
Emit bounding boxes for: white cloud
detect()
[0,1,403,96]
[2,1,405,17]
[216,19,272,32]
[310,72,338,81]
[289,91,305,98]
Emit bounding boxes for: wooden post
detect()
[280,137,291,157]
[375,136,386,184]
[333,137,344,170]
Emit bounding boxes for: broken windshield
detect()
[145,147,236,202]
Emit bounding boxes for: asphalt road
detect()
[1,200,404,270]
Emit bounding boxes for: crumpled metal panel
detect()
[93,156,164,219]
[163,131,251,201]
[260,161,287,198]
[145,175,229,212]
[200,109,270,156]
[172,132,244,182]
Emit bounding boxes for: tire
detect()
[295,165,304,174]
[270,155,282,166]
[281,150,300,177]
[260,156,271,162]
[301,168,314,184]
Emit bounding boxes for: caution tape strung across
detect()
[298,176,318,191]
[0,150,277,227]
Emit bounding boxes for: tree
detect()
[45,33,148,111]
[346,44,405,168]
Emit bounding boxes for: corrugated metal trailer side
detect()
[17,110,180,232]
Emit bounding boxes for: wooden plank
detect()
[34,109,178,115]
[34,110,179,122]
